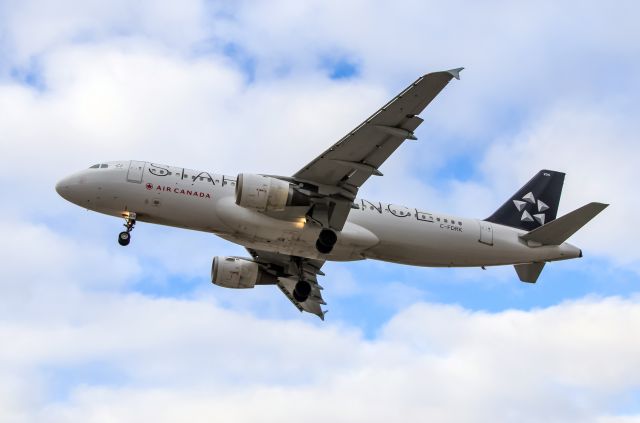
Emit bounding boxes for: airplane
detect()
[55,68,608,319]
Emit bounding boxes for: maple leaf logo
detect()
[145,183,153,190]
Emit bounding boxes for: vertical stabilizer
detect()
[485,170,565,231]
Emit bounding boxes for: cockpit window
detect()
[100,164,108,168]
[89,164,100,169]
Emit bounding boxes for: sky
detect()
[1,0,640,421]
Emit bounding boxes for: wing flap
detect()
[277,277,326,320]
[247,248,327,319]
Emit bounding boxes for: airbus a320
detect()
[56,68,608,319]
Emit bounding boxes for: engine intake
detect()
[211,256,277,289]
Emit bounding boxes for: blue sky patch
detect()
[42,362,128,402]
[321,55,360,80]
[220,42,256,82]
[10,60,46,91]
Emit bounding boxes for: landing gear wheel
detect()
[315,228,337,254]
[293,280,311,302]
[118,212,137,247]
[118,231,131,246]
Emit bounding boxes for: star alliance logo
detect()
[513,192,549,225]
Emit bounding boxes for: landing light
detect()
[294,218,306,229]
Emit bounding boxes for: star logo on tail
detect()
[513,192,549,225]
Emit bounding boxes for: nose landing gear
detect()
[118,212,136,246]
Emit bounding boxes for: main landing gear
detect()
[118,212,136,246]
[315,228,337,254]
[293,280,311,302]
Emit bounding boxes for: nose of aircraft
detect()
[55,173,85,204]
[55,176,71,199]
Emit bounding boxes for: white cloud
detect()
[2,288,640,422]
[0,0,208,62]
[2,219,638,422]
[0,220,141,317]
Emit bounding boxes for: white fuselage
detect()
[55,161,581,267]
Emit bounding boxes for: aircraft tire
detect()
[118,231,131,246]
[315,229,337,254]
[293,280,311,302]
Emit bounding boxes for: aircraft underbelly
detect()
[214,196,378,261]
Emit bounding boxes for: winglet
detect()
[446,67,464,80]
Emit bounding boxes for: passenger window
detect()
[436,217,440,222]
[444,219,448,223]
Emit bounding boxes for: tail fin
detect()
[485,170,565,231]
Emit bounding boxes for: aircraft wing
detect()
[247,248,327,319]
[293,68,463,196]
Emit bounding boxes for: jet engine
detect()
[235,174,296,212]
[211,256,277,289]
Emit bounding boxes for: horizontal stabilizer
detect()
[520,202,608,245]
[514,262,545,283]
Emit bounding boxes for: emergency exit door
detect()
[127,160,146,183]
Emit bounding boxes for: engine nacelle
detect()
[211,256,277,289]
[235,173,294,212]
